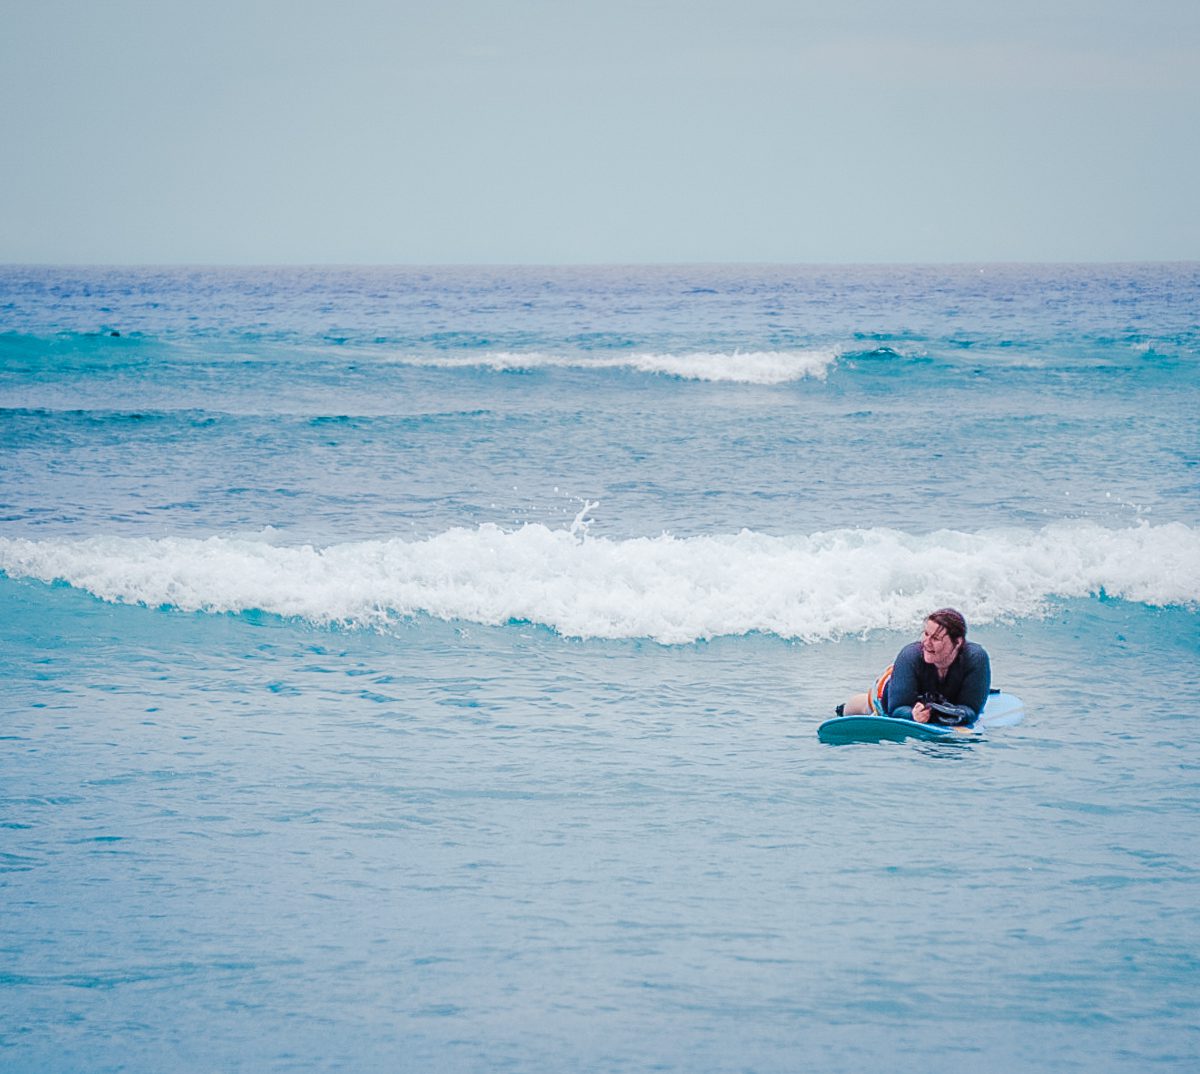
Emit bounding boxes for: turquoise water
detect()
[2,264,1199,1071]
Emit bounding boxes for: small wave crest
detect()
[392,349,840,384]
[1,522,1196,644]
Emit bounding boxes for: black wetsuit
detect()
[882,640,991,724]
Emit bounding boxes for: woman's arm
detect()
[955,645,991,719]
[884,643,923,718]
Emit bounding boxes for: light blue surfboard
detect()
[817,690,1024,745]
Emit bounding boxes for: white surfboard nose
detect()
[979,691,1025,728]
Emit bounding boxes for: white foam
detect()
[393,349,839,385]
[2,521,1196,644]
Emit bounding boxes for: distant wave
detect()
[2,521,1196,644]
[9,330,1190,386]
[0,334,845,384]
[389,349,841,384]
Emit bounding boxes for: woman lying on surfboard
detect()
[838,608,991,726]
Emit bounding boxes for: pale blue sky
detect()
[3,0,1197,263]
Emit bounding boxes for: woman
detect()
[839,608,991,725]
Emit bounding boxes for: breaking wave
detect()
[391,348,840,384]
[2,521,1196,644]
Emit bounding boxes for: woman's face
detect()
[920,619,960,666]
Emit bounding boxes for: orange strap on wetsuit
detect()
[868,664,894,717]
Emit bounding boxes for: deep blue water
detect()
[2,264,1198,1072]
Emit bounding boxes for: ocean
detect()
[2,263,1198,1072]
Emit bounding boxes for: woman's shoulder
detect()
[963,640,990,664]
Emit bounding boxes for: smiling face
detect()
[920,618,961,670]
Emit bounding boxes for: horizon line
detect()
[2,258,1198,270]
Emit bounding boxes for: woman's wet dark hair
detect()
[926,607,967,644]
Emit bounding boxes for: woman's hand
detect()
[911,702,931,723]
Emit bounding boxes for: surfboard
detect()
[817,690,1024,745]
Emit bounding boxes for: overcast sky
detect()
[2,0,1197,264]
